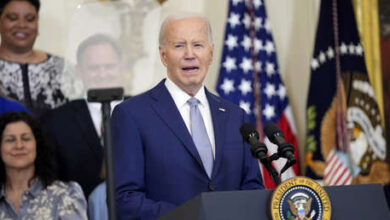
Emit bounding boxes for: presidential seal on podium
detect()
[270,177,331,220]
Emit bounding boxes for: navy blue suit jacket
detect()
[112,80,263,219]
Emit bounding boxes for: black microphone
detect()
[263,123,296,164]
[87,87,124,103]
[240,123,281,185]
[240,123,268,162]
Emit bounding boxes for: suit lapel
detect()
[73,100,103,162]
[206,90,228,178]
[149,81,204,169]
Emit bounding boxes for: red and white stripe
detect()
[324,149,352,186]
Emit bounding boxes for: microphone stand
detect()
[250,146,281,186]
[268,152,297,178]
[101,102,117,220]
[261,157,281,186]
[88,88,124,220]
[252,146,296,187]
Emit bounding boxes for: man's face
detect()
[77,43,124,90]
[159,17,214,96]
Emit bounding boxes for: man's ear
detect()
[159,46,168,67]
[209,44,214,65]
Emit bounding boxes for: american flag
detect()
[305,0,386,186]
[216,0,300,188]
[324,149,352,185]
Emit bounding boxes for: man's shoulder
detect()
[118,90,152,108]
[116,81,164,109]
[206,90,244,113]
[40,99,86,123]
[47,99,85,114]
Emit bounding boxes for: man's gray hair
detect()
[158,13,214,48]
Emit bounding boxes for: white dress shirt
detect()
[87,100,121,138]
[165,78,216,158]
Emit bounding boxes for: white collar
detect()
[165,77,207,108]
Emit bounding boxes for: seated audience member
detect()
[0,0,70,117]
[0,91,30,114]
[41,34,125,198]
[0,112,87,219]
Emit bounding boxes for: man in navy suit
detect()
[112,14,263,220]
[41,34,125,198]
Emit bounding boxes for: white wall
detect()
[35,0,321,170]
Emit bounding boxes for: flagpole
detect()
[247,0,264,140]
[332,0,350,154]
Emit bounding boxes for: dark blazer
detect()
[112,80,263,220]
[41,99,103,198]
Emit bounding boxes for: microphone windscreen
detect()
[240,123,257,141]
[264,122,283,138]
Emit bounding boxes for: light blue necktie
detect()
[188,97,213,178]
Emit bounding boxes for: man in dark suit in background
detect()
[41,34,125,198]
[112,14,263,220]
